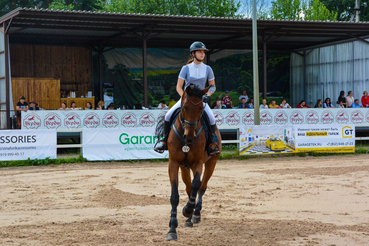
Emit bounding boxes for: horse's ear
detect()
[202,86,210,95]
[186,84,194,95]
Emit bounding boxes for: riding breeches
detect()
[164,98,216,125]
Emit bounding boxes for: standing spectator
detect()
[297,100,310,108]
[269,99,280,108]
[314,99,323,108]
[361,91,369,108]
[29,101,40,110]
[248,98,254,108]
[168,97,176,109]
[59,102,68,110]
[346,91,354,108]
[260,99,268,109]
[337,101,345,108]
[222,90,233,108]
[158,100,168,110]
[238,98,250,108]
[280,98,291,108]
[16,96,28,129]
[323,98,334,108]
[85,102,93,110]
[351,99,362,108]
[337,91,346,108]
[238,90,248,103]
[96,100,105,110]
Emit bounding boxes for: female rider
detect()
[154,41,220,156]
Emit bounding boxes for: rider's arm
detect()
[207,79,215,96]
[176,78,185,97]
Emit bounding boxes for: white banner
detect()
[0,130,57,161]
[22,108,369,130]
[82,128,167,161]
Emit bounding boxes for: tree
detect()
[49,0,74,11]
[304,0,337,21]
[320,0,369,21]
[270,0,303,20]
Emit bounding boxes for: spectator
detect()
[323,98,334,108]
[29,101,40,110]
[108,103,115,110]
[314,99,323,108]
[59,102,68,110]
[238,90,248,103]
[168,97,176,109]
[121,105,126,110]
[85,102,93,110]
[337,101,345,108]
[346,91,354,108]
[260,99,268,109]
[297,100,310,108]
[96,100,105,110]
[269,99,280,108]
[70,102,78,110]
[16,96,28,129]
[351,99,362,108]
[337,90,346,108]
[222,90,233,108]
[158,100,168,110]
[211,97,219,109]
[280,98,291,108]
[361,91,369,108]
[248,98,254,108]
[214,98,224,109]
[238,98,250,108]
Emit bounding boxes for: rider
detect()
[154,41,220,156]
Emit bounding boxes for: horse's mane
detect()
[186,85,203,99]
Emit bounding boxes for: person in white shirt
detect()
[346,91,354,108]
[158,100,168,110]
[260,99,268,109]
[238,90,248,103]
[280,98,291,108]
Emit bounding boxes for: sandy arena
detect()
[1,154,369,245]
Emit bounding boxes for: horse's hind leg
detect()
[192,156,217,224]
[167,161,180,241]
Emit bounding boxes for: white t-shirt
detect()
[280,103,290,108]
[239,95,248,102]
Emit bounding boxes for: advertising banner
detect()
[22,108,369,130]
[239,124,355,155]
[82,128,167,161]
[0,130,57,161]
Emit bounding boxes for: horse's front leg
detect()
[167,161,180,241]
[182,163,203,219]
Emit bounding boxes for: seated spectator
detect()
[29,101,40,110]
[352,99,362,108]
[346,91,354,108]
[337,101,345,108]
[323,98,334,108]
[168,97,176,109]
[269,99,280,108]
[248,98,254,108]
[361,91,369,108]
[70,102,79,110]
[96,100,105,110]
[107,103,115,110]
[59,102,68,110]
[337,91,346,108]
[158,100,168,110]
[222,90,233,108]
[214,98,225,109]
[85,102,93,110]
[297,100,310,108]
[314,99,323,108]
[238,98,250,109]
[238,90,248,103]
[260,99,268,109]
[280,98,291,108]
[212,97,220,109]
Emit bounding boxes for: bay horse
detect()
[166,85,222,241]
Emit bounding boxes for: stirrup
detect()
[208,143,220,156]
[154,140,167,154]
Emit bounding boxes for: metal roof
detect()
[1,7,369,51]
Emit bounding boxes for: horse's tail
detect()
[155,115,166,140]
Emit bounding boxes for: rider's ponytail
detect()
[186,57,194,64]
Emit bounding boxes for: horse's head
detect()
[180,84,209,144]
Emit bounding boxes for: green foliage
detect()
[49,0,74,10]
[304,0,337,21]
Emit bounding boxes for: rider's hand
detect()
[202,94,210,103]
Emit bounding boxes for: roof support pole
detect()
[252,0,260,125]
[142,30,148,107]
[4,22,11,129]
[263,41,267,100]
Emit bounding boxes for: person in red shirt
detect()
[222,90,233,108]
[361,91,369,108]
[296,100,310,108]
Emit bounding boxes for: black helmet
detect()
[189,41,209,53]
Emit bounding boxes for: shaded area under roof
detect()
[1,7,369,51]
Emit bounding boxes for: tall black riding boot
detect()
[154,121,170,153]
[208,124,220,156]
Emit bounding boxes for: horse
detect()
[165,85,222,241]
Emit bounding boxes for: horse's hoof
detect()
[191,215,201,224]
[184,221,193,227]
[182,206,193,218]
[166,232,177,241]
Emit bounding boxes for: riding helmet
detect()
[189,41,209,53]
